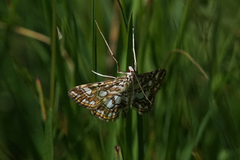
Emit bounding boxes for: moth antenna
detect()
[132,26,137,71]
[95,20,128,75]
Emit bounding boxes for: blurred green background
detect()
[0,0,240,159]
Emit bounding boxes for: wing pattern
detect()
[68,77,131,121]
[68,68,166,121]
[131,68,166,114]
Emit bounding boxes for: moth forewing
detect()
[130,68,166,114]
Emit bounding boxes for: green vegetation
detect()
[0,0,240,159]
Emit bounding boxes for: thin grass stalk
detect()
[92,0,107,158]
[92,0,97,82]
[36,78,46,121]
[137,115,144,160]
[173,0,192,49]
[92,0,106,157]
[99,124,106,158]
[115,1,133,159]
[117,0,128,31]
[45,0,57,159]
[162,0,193,67]
[49,0,57,111]
[125,13,136,160]
[209,6,220,81]
[163,49,209,80]
[44,108,54,160]
[128,13,144,160]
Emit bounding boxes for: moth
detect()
[68,21,166,121]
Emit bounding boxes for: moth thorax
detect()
[125,66,134,82]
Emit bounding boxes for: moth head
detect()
[125,66,135,76]
[128,66,135,72]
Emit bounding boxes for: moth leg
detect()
[91,70,116,79]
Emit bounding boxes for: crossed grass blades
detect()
[68,21,166,121]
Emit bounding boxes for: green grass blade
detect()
[117,0,128,31]
[49,0,57,111]
[44,108,53,160]
[92,0,97,81]
[124,13,134,160]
